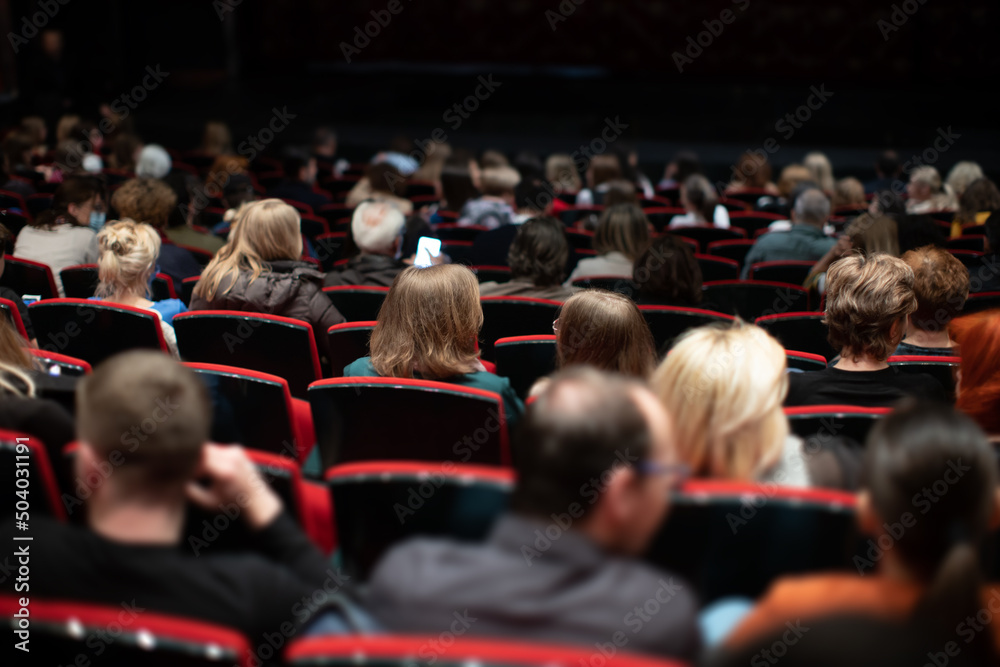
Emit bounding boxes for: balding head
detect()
[792,188,831,227]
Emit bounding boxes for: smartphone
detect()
[414,236,442,268]
[21,295,40,306]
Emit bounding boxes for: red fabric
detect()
[325,460,515,484]
[290,397,316,464]
[300,479,336,555]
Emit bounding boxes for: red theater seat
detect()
[480,296,562,361]
[493,335,557,399]
[322,285,389,322]
[638,305,735,354]
[756,311,835,360]
[702,280,811,320]
[0,429,65,520]
[0,256,58,300]
[326,320,376,378]
[0,297,28,339]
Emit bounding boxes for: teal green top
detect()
[343,357,524,429]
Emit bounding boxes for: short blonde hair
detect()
[832,177,866,208]
[369,264,483,380]
[903,245,970,330]
[479,166,521,197]
[825,253,917,361]
[545,154,582,192]
[556,290,656,378]
[651,322,789,480]
[111,178,177,230]
[96,220,161,299]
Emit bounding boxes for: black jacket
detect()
[324,254,405,288]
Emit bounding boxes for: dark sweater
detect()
[785,366,946,408]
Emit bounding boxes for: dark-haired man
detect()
[269,148,331,212]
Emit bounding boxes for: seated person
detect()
[576,153,622,206]
[112,178,202,285]
[0,351,334,643]
[565,203,651,285]
[13,175,103,296]
[268,148,331,212]
[552,289,656,377]
[951,310,1000,444]
[633,235,705,308]
[95,220,187,356]
[668,174,731,229]
[785,253,946,407]
[343,264,523,425]
[972,211,1000,293]
[905,166,956,214]
[894,245,968,356]
[365,367,701,662]
[163,171,225,254]
[458,166,520,229]
[325,202,407,287]
[726,401,1000,655]
[345,162,414,215]
[191,199,344,357]
[0,223,34,342]
[470,179,554,266]
[741,188,837,279]
[478,216,576,300]
[652,323,811,486]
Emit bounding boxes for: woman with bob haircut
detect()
[96,220,187,356]
[191,199,344,355]
[565,203,651,285]
[478,216,575,300]
[895,245,969,356]
[668,174,730,230]
[343,264,523,425]
[651,322,811,486]
[951,309,1000,441]
[726,401,1000,661]
[633,235,704,307]
[786,253,947,408]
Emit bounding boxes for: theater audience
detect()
[478,216,576,300]
[14,175,104,296]
[725,151,779,196]
[324,202,407,287]
[200,120,233,156]
[894,246,968,356]
[0,351,334,643]
[95,220,186,356]
[786,253,947,407]
[0,224,35,341]
[668,174,731,229]
[652,322,811,486]
[954,177,1000,236]
[269,148,331,212]
[576,154,621,206]
[906,166,957,214]
[863,149,904,194]
[658,150,701,190]
[163,172,226,254]
[346,162,414,215]
[807,214,900,293]
[111,178,202,285]
[545,153,582,194]
[437,151,480,216]
[804,151,835,194]
[951,309,1000,442]
[633,235,704,307]
[191,199,344,355]
[832,177,866,210]
[946,161,985,200]
[726,401,1000,658]
[458,166,520,228]
[566,204,651,284]
[741,188,836,279]
[343,264,522,424]
[365,367,700,662]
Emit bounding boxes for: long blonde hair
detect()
[96,220,160,300]
[369,264,483,380]
[0,318,35,397]
[651,322,789,480]
[194,199,303,301]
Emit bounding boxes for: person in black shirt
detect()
[0,351,335,651]
[786,253,946,408]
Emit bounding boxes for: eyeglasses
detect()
[552,318,559,334]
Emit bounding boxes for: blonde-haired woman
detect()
[96,220,187,357]
[803,151,835,194]
[191,199,344,355]
[343,264,523,426]
[651,322,811,486]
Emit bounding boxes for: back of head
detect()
[202,121,232,155]
[898,213,946,254]
[77,351,210,489]
[911,166,942,192]
[366,161,406,197]
[556,290,656,378]
[440,157,478,211]
[479,166,520,197]
[825,253,916,361]
[369,264,482,380]
[876,149,900,178]
[846,214,900,256]
[777,164,813,199]
[792,187,831,226]
[512,151,543,182]
[951,310,1000,434]
[633,235,703,305]
[803,151,834,192]
[513,179,554,214]
[594,203,650,260]
[946,161,984,197]
[651,322,788,480]
[96,220,161,299]
[510,367,651,521]
[135,144,172,179]
[681,173,718,221]
[902,245,969,331]
[283,148,311,180]
[588,154,622,187]
[0,316,35,394]
[35,175,104,229]
[958,177,1000,223]
[603,179,637,207]
[507,216,567,286]
[833,177,865,208]
[733,151,772,188]
[672,151,701,183]
[2,130,33,170]
[111,178,177,230]
[351,201,406,255]
[545,153,582,192]
[112,134,142,170]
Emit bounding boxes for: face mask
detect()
[89,211,106,232]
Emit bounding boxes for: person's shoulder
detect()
[367,535,484,600]
[343,356,377,376]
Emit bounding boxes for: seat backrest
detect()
[0,429,65,520]
[151,272,177,300]
[748,260,816,286]
[59,263,99,298]
[29,298,168,365]
[638,305,735,355]
[647,480,857,603]
[325,461,512,580]
[756,311,835,360]
[314,232,351,272]
[0,596,253,667]
[322,285,389,322]
[309,378,511,470]
[286,634,687,667]
[672,226,746,251]
[471,265,513,284]
[702,280,811,320]
[704,240,755,269]
[493,335,557,399]
[326,321,376,378]
[180,276,199,306]
[436,223,489,241]
[441,240,476,265]
[0,297,28,339]
[887,355,960,402]
[173,311,321,399]
[694,254,739,281]
[570,276,638,299]
[185,363,299,458]
[0,256,58,299]
[785,405,891,445]
[964,291,1000,314]
[785,349,828,372]
[480,296,562,362]
[28,348,92,376]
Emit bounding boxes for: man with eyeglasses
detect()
[365,366,700,661]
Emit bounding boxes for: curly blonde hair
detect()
[96,220,160,300]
